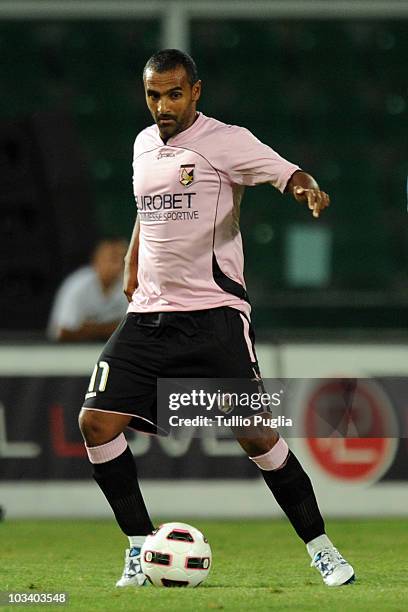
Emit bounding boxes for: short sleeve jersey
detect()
[129,112,299,317]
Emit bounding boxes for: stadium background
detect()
[0,0,407,519]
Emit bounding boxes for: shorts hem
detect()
[81,406,168,436]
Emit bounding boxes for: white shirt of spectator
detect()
[47,265,128,340]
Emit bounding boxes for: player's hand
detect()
[294,186,330,218]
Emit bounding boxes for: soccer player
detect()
[78,49,355,588]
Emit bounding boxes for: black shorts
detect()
[82,307,264,434]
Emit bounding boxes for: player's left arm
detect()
[285,170,330,219]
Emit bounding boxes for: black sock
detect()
[92,446,154,536]
[261,451,325,543]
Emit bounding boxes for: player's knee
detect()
[78,409,109,445]
[236,430,279,457]
[78,408,131,446]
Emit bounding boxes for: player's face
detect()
[144,66,201,141]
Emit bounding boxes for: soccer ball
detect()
[141,522,212,587]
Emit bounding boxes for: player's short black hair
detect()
[143,49,199,86]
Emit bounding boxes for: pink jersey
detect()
[128,112,299,317]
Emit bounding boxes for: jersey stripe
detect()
[212,253,250,303]
[239,312,256,362]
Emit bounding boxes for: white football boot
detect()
[116,546,148,587]
[310,546,355,587]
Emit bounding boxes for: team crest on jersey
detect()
[179,164,195,187]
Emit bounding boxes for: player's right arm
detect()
[220,126,328,218]
[123,215,140,302]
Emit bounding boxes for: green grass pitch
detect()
[1,518,407,611]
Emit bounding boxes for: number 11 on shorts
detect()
[85,361,110,398]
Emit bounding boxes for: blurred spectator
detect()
[47,237,128,342]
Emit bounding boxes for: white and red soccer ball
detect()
[141,522,212,587]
